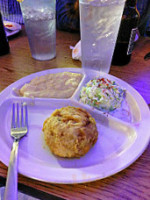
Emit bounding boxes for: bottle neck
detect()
[126,0,137,8]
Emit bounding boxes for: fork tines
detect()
[11,102,28,129]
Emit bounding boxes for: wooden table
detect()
[0,28,150,200]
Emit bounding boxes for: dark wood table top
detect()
[0,28,150,200]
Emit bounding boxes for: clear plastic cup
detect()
[20,0,56,61]
[79,0,125,73]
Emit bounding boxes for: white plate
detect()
[3,21,21,37]
[0,68,150,184]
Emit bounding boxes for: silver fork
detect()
[4,102,28,200]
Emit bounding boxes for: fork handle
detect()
[4,139,19,200]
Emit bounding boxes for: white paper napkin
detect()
[70,40,81,61]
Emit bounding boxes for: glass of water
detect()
[79,0,125,73]
[20,0,56,61]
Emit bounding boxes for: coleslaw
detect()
[80,77,126,112]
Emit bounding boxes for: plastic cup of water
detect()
[79,0,125,73]
[20,0,56,61]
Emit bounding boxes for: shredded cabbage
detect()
[80,77,125,111]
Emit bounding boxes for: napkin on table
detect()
[70,40,81,61]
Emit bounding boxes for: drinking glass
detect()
[20,0,56,61]
[79,0,125,73]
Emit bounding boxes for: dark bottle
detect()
[0,12,10,56]
[112,0,140,66]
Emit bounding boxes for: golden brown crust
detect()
[43,106,98,158]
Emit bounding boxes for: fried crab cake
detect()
[43,106,98,158]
